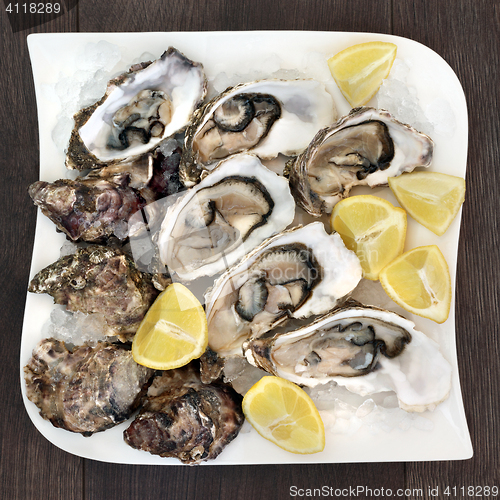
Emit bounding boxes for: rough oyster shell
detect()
[204,222,362,357]
[28,245,159,341]
[29,140,184,243]
[157,154,296,281]
[124,363,244,463]
[180,79,337,186]
[66,47,207,170]
[244,299,452,412]
[24,338,154,436]
[287,107,434,215]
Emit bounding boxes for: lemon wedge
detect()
[132,283,208,370]
[242,376,325,454]
[331,195,406,280]
[379,245,451,323]
[328,41,397,107]
[388,172,466,236]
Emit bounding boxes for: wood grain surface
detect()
[1,1,498,499]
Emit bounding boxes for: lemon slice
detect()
[379,245,451,323]
[132,283,208,369]
[331,195,406,280]
[328,41,397,107]
[388,172,466,236]
[242,376,325,454]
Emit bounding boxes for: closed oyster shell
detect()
[24,338,154,436]
[29,141,184,243]
[287,107,434,216]
[28,245,159,341]
[124,363,244,463]
[28,177,147,242]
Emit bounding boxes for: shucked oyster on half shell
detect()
[287,107,434,216]
[66,47,207,170]
[157,154,296,282]
[180,79,337,186]
[244,299,452,412]
[205,222,362,358]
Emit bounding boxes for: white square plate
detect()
[22,31,472,464]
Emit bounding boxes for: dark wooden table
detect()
[1,1,499,499]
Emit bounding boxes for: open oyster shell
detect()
[66,47,207,170]
[205,222,362,357]
[287,107,434,216]
[180,79,337,186]
[157,154,295,281]
[244,299,452,412]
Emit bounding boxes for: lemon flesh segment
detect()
[132,283,208,370]
[328,41,397,107]
[388,172,466,236]
[379,245,451,323]
[242,376,325,454]
[331,195,406,280]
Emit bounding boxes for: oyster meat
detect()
[24,338,154,436]
[205,222,362,357]
[28,246,159,341]
[244,299,452,412]
[287,107,434,215]
[180,79,337,186]
[124,363,244,464]
[66,47,207,170]
[157,154,296,281]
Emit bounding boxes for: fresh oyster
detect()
[287,107,434,216]
[205,222,362,358]
[24,338,154,436]
[180,79,336,186]
[124,362,244,464]
[66,47,207,170]
[29,141,183,242]
[157,154,296,281]
[244,299,452,412]
[28,246,159,341]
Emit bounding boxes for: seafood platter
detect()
[21,32,472,464]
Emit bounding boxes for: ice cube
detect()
[356,398,375,418]
[212,72,232,94]
[425,98,456,138]
[81,40,122,73]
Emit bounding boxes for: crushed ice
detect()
[45,40,127,152]
[306,381,434,435]
[42,308,109,346]
[376,59,456,138]
[223,356,268,395]
[210,53,304,97]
